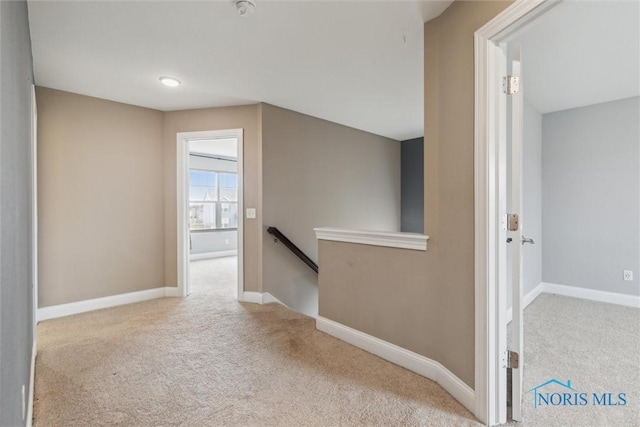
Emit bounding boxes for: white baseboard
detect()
[26,340,36,427]
[262,292,284,305]
[506,281,639,323]
[242,291,285,306]
[190,250,237,261]
[241,291,263,304]
[316,316,475,414]
[38,286,291,321]
[37,287,179,321]
[542,282,640,308]
[506,282,544,323]
[164,286,183,297]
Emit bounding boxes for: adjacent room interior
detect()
[188,137,240,297]
[505,1,639,424]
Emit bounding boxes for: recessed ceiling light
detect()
[159,76,181,87]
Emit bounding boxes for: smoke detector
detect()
[234,0,256,17]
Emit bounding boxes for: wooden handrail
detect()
[266,227,318,274]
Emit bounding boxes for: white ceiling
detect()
[28,0,454,141]
[512,0,639,114]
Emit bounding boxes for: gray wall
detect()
[262,103,401,317]
[190,230,237,255]
[189,154,238,256]
[0,1,35,425]
[401,137,424,233]
[542,96,640,296]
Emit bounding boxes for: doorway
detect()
[177,129,244,299]
[475,1,639,425]
[506,2,639,424]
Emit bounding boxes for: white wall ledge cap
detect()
[314,227,428,251]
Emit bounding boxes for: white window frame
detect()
[189,169,239,231]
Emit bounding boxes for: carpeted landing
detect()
[34,258,640,426]
[34,257,480,426]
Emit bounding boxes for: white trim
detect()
[525,282,544,307]
[236,133,245,303]
[474,16,504,425]
[26,340,36,427]
[242,291,264,304]
[190,250,238,261]
[177,129,244,301]
[242,291,285,306]
[474,1,559,424]
[177,133,189,297]
[164,287,183,297]
[35,286,297,322]
[316,317,475,413]
[262,292,284,305]
[37,287,178,321]
[505,281,639,324]
[314,227,428,251]
[506,282,544,323]
[541,282,640,308]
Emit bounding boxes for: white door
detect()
[508,53,525,422]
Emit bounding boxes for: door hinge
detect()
[503,75,520,95]
[502,213,519,231]
[504,350,519,369]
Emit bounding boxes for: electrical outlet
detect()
[623,270,633,281]
[224,239,230,245]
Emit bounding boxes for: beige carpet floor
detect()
[34,258,639,426]
[34,257,480,426]
[513,293,640,427]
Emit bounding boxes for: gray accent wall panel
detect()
[542,97,639,295]
[401,137,424,233]
[0,0,35,425]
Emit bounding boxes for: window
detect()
[189,170,238,231]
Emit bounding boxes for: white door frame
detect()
[176,129,244,300]
[474,0,560,424]
[509,53,525,421]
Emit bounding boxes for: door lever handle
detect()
[521,236,535,245]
